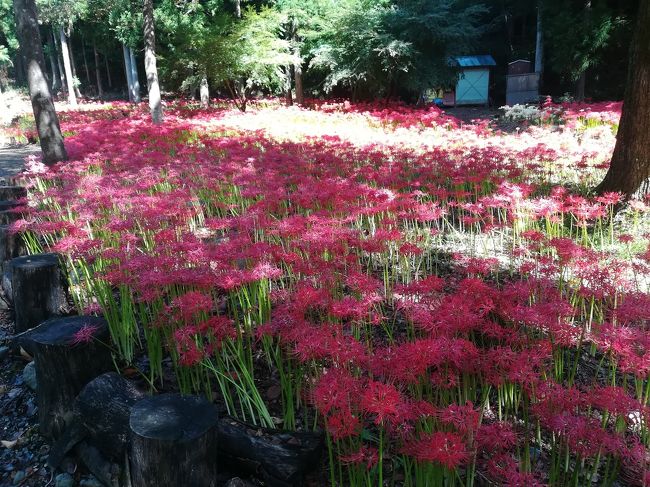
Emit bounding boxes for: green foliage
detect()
[310,0,487,97]
[37,0,89,27]
[545,0,627,82]
[203,7,296,108]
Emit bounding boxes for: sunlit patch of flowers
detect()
[15,99,650,486]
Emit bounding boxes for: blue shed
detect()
[451,55,496,106]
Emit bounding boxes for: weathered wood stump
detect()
[22,316,112,438]
[10,253,68,333]
[48,372,145,470]
[0,209,20,225]
[0,224,25,263]
[0,186,27,201]
[129,393,219,487]
[216,417,323,486]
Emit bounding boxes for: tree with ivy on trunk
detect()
[143,0,162,123]
[597,0,649,198]
[14,0,68,165]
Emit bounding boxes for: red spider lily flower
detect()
[402,431,468,470]
[339,445,379,470]
[70,324,100,345]
[360,380,403,425]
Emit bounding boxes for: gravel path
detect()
[0,145,39,183]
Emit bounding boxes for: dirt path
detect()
[0,145,39,183]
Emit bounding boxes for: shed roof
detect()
[454,55,496,67]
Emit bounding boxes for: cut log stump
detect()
[0,186,27,201]
[216,417,323,486]
[129,393,219,487]
[0,223,25,263]
[22,316,112,438]
[10,253,68,333]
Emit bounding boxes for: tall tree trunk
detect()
[47,38,60,93]
[292,27,303,105]
[93,42,103,99]
[122,44,134,102]
[234,0,241,18]
[104,54,112,88]
[68,36,82,98]
[13,0,67,165]
[534,1,543,78]
[576,1,591,101]
[129,47,141,103]
[81,34,91,86]
[199,75,209,108]
[52,29,65,93]
[597,0,650,198]
[143,0,162,123]
[576,72,586,101]
[59,28,77,106]
[294,63,303,105]
[285,66,293,106]
[13,52,26,86]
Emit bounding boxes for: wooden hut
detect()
[445,55,496,106]
[506,60,540,105]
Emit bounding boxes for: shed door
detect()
[456,69,489,105]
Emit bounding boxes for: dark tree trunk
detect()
[13,51,26,86]
[13,0,68,165]
[294,60,304,105]
[21,316,113,439]
[576,71,586,101]
[81,34,91,86]
[47,38,61,93]
[143,0,163,123]
[93,42,103,98]
[9,253,67,333]
[59,27,77,106]
[129,393,219,487]
[52,29,66,93]
[597,0,650,198]
[104,53,112,88]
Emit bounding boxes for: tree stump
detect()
[0,186,27,201]
[10,253,67,333]
[216,417,323,486]
[129,393,219,487]
[22,316,112,438]
[0,209,20,225]
[0,224,25,263]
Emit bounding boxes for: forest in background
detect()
[0,0,642,105]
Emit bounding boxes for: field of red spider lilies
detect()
[12,98,650,486]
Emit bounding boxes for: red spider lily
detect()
[70,324,100,345]
[402,431,469,470]
[360,380,403,425]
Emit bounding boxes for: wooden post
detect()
[22,315,112,439]
[10,253,67,333]
[129,393,219,487]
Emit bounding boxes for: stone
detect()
[12,470,25,485]
[22,362,37,391]
[55,472,74,487]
